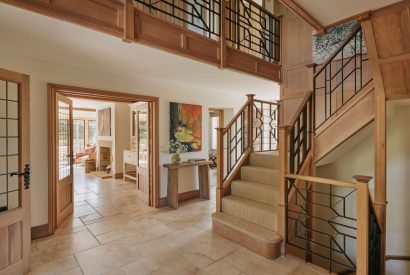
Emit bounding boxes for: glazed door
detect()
[135,102,150,204]
[0,68,31,274]
[55,93,73,227]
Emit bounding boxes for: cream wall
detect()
[317,103,410,274]
[0,51,251,227]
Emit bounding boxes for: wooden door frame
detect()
[209,108,224,128]
[47,84,160,235]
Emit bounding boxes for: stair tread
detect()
[212,212,282,244]
[250,152,279,169]
[223,195,277,210]
[241,166,278,185]
[231,180,278,206]
[222,195,277,231]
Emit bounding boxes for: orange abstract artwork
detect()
[170,102,202,152]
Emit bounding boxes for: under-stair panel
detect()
[314,83,375,163]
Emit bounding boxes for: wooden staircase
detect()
[213,21,386,274]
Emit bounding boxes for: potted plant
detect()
[168,140,188,164]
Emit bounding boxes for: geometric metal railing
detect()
[225,0,280,62]
[220,95,279,182]
[134,0,281,63]
[285,174,382,274]
[134,0,221,39]
[369,204,382,275]
[253,99,279,152]
[313,25,372,129]
[286,175,357,273]
[288,93,313,175]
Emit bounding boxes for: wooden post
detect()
[216,127,225,212]
[353,175,373,184]
[278,125,289,255]
[247,94,255,152]
[123,0,135,42]
[220,0,227,68]
[362,19,387,273]
[356,182,369,275]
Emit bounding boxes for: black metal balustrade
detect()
[225,0,280,62]
[288,94,313,175]
[222,103,249,180]
[285,176,358,273]
[253,99,278,152]
[369,205,382,275]
[314,25,372,129]
[220,96,278,181]
[134,0,221,39]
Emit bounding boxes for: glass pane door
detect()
[0,80,20,212]
[58,100,71,180]
[138,110,148,168]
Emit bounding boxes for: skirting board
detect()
[113,172,124,179]
[159,190,200,207]
[31,223,50,240]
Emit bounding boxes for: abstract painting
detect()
[313,21,362,64]
[170,102,202,152]
[98,107,111,136]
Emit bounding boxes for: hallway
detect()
[28,168,322,275]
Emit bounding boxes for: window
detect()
[88,120,97,145]
[73,119,85,155]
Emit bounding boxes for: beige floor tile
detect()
[149,258,200,275]
[75,239,144,275]
[74,205,99,218]
[121,256,159,275]
[288,265,323,275]
[224,248,298,275]
[62,267,84,275]
[136,239,185,268]
[28,255,78,275]
[177,230,239,269]
[199,259,242,275]
[32,230,99,259]
[94,205,120,217]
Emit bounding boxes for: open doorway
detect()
[47,84,159,234]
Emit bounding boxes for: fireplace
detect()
[99,146,111,171]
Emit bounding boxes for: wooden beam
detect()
[123,0,135,42]
[361,18,387,274]
[278,0,324,33]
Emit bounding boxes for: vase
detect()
[172,154,181,164]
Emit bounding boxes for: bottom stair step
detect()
[212,212,283,259]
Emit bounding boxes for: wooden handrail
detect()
[254,99,279,105]
[286,90,313,129]
[314,24,362,78]
[285,173,358,188]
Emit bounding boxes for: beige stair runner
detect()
[212,152,283,259]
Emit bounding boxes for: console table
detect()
[163,161,211,209]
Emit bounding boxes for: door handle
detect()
[10,164,31,190]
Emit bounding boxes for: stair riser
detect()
[222,198,277,231]
[212,219,281,259]
[250,153,279,169]
[241,167,278,185]
[231,182,278,206]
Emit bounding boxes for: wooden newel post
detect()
[278,125,289,254]
[356,182,369,275]
[353,175,373,184]
[246,94,255,152]
[216,127,225,212]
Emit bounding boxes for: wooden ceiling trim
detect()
[278,0,324,33]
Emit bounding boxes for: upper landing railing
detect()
[133,0,281,62]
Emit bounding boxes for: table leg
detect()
[198,165,210,200]
[167,169,179,209]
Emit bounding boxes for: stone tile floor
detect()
[29,167,325,275]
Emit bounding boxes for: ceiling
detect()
[294,0,402,26]
[0,3,279,100]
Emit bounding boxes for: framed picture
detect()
[98,107,111,136]
[170,102,202,152]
